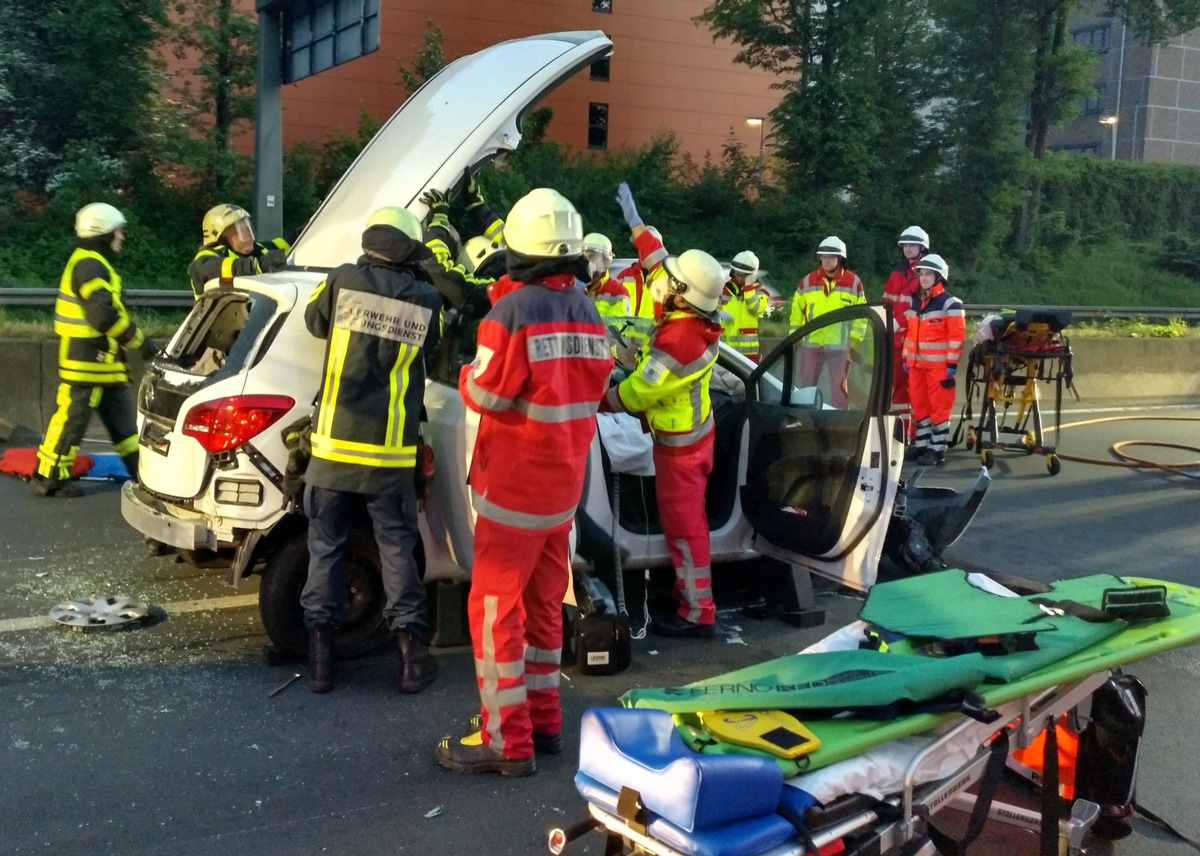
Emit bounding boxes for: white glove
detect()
[615,182,642,229]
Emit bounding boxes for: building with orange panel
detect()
[278,0,781,163]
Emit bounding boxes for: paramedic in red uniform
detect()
[881,226,930,415]
[600,249,726,639]
[902,254,964,466]
[436,188,613,778]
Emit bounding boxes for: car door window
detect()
[741,307,888,558]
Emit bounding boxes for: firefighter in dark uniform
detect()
[33,203,157,498]
[187,204,290,300]
[301,206,442,694]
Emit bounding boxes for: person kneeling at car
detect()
[301,206,442,694]
[599,249,726,639]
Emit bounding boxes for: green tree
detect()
[399,21,447,95]
[0,0,167,193]
[163,0,258,198]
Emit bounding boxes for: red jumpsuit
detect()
[459,272,612,760]
[882,255,921,408]
[902,283,965,458]
[602,309,722,626]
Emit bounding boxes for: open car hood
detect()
[290,30,613,269]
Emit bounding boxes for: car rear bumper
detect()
[121,481,218,551]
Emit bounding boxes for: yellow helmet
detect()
[202,204,251,247]
[366,206,423,242]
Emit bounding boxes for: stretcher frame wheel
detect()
[981,449,995,470]
[965,426,976,451]
[1047,454,1061,476]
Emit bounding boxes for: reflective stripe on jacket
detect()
[720,279,768,359]
[789,266,866,346]
[459,275,613,532]
[605,310,722,448]
[882,257,920,342]
[53,247,144,385]
[903,283,965,369]
[587,272,631,320]
[304,257,442,495]
[188,238,291,299]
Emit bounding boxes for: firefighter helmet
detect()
[730,250,760,283]
[202,204,251,247]
[817,236,847,258]
[662,249,725,314]
[462,235,505,274]
[75,203,126,239]
[366,206,423,242]
[915,253,949,281]
[504,188,583,258]
[582,232,614,277]
[897,226,930,249]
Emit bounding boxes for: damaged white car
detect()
[121,31,987,656]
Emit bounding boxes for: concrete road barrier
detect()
[2,337,1198,440]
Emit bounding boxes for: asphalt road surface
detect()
[1,402,1198,856]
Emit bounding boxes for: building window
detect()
[1072,25,1109,52]
[588,102,609,149]
[1081,83,1105,115]
[593,0,612,12]
[590,57,610,81]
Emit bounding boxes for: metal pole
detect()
[1114,19,1126,159]
[254,1,285,240]
[757,121,765,184]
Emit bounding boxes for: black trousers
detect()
[35,382,139,485]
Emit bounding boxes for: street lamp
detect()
[746,117,765,183]
[1099,115,1118,160]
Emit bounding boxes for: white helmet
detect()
[661,249,725,314]
[915,253,949,281]
[730,250,760,283]
[582,232,614,277]
[504,188,583,258]
[816,235,847,258]
[75,203,127,239]
[461,235,505,273]
[366,206,423,242]
[897,226,930,249]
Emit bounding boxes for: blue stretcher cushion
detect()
[576,772,797,856]
[578,707,785,833]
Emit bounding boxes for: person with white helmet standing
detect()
[789,236,866,409]
[600,248,726,639]
[902,254,965,466]
[32,203,157,498]
[720,250,769,362]
[437,188,612,777]
[301,206,442,695]
[883,226,930,416]
[187,204,290,300]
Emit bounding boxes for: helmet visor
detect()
[228,219,255,250]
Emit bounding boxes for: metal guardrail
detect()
[3,287,1200,320]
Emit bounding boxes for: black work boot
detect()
[435,731,536,777]
[469,713,562,754]
[307,623,334,693]
[395,628,438,694]
[31,478,85,499]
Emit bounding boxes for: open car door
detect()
[740,304,899,590]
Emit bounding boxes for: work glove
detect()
[940,364,957,389]
[615,181,643,229]
[261,246,288,272]
[464,170,486,211]
[419,188,450,216]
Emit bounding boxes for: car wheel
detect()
[257,529,392,658]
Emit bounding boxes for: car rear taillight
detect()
[182,395,296,454]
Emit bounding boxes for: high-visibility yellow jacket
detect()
[188,237,291,300]
[52,246,146,385]
[604,310,722,448]
[720,279,769,360]
[789,266,866,347]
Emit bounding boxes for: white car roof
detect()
[291,31,612,270]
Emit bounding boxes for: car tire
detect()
[257,530,392,658]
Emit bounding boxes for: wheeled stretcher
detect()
[954,310,1077,475]
[550,576,1200,856]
